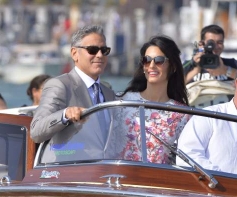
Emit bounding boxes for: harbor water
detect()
[0,76,131,108]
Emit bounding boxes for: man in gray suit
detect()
[30,24,115,154]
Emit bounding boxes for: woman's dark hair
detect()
[0,93,6,103]
[0,93,6,105]
[27,74,51,101]
[119,35,189,105]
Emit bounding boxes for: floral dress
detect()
[116,92,190,164]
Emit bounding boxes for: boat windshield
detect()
[0,123,27,181]
[36,101,237,176]
[38,102,189,164]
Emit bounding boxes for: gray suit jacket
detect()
[30,68,115,143]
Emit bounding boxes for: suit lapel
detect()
[69,69,93,108]
[100,84,114,102]
[68,69,105,144]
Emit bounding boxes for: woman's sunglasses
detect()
[74,46,111,56]
[142,55,168,66]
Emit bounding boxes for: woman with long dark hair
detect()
[116,35,190,164]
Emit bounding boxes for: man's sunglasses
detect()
[74,46,111,56]
[142,55,168,66]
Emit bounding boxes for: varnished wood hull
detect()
[0,162,232,196]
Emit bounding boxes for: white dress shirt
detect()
[176,99,237,174]
[62,67,102,123]
[75,67,103,103]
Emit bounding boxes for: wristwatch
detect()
[226,66,232,78]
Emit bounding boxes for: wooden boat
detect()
[0,100,237,197]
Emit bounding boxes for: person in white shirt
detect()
[176,80,237,174]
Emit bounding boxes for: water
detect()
[0,80,31,108]
[0,76,131,108]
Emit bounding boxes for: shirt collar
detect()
[74,66,100,88]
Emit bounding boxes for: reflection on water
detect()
[0,79,31,108]
[102,76,131,92]
[0,76,131,108]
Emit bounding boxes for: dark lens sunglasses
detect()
[142,55,168,66]
[74,46,111,56]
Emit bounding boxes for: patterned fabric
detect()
[93,83,100,104]
[115,92,190,164]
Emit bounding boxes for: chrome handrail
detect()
[81,100,237,122]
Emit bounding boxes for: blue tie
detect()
[93,83,108,143]
[93,83,100,104]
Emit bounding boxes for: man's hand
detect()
[192,40,205,66]
[185,42,204,84]
[65,107,86,123]
[192,51,204,66]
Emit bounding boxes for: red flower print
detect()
[161,119,168,127]
[150,112,160,119]
[129,126,133,132]
[147,141,154,149]
[125,118,131,125]
[132,154,141,161]
[134,122,140,132]
[168,130,175,137]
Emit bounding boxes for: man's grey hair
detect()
[71,25,106,47]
